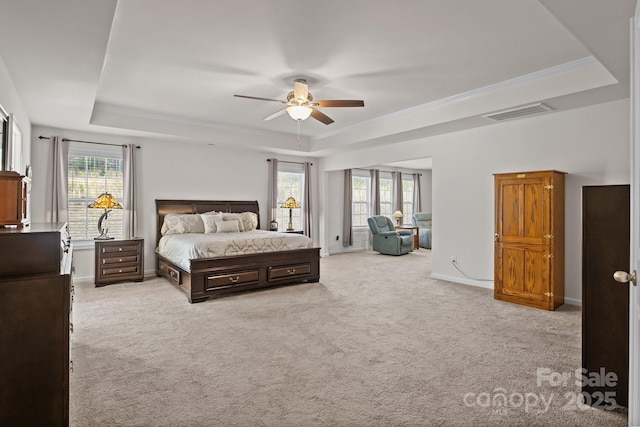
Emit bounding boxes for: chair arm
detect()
[378,231,399,237]
[396,230,413,236]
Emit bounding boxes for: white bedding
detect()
[157,230,313,271]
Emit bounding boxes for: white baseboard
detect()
[431,274,582,307]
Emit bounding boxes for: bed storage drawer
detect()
[268,263,311,281]
[206,270,259,290]
[159,260,181,285]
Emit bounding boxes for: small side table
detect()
[280,230,304,234]
[395,226,419,250]
[94,238,144,286]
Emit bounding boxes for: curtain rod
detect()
[355,167,422,176]
[39,135,140,149]
[267,159,313,166]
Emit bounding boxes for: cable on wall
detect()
[451,258,493,282]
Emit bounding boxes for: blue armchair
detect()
[367,216,414,256]
[412,212,432,249]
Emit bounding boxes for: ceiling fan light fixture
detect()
[286,105,312,121]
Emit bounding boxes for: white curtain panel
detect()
[370,169,380,216]
[45,136,69,223]
[267,158,278,229]
[342,169,353,247]
[413,173,422,213]
[123,144,138,238]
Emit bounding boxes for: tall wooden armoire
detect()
[494,170,565,310]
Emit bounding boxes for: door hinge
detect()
[543,291,553,297]
[544,254,554,259]
[544,185,553,190]
[543,234,554,239]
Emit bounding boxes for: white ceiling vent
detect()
[482,103,553,122]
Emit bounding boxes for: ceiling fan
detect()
[234,79,364,125]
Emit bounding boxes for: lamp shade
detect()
[281,196,301,209]
[393,211,404,219]
[286,106,312,121]
[88,193,122,210]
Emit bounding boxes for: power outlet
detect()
[451,255,457,263]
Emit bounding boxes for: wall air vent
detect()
[482,103,553,122]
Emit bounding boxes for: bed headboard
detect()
[155,199,260,245]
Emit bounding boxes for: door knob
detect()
[613,270,637,286]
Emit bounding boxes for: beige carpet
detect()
[70,250,627,426]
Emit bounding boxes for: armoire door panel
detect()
[501,183,520,238]
[498,245,549,299]
[523,183,544,239]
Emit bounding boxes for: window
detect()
[276,162,305,231]
[352,171,371,227]
[67,144,123,241]
[402,175,415,220]
[379,173,392,220]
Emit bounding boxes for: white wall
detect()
[30,126,319,281]
[318,99,630,305]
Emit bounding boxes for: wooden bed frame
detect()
[155,199,320,303]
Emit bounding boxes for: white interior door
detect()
[629,3,640,424]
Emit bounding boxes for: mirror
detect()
[0,104,7,171]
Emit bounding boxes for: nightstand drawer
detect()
[268,263,311,281]
[101,244,139,254]
[102,255,139,265]
[102,265,140,276]
[206,270,259,290]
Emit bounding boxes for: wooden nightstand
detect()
[94,238,144,286]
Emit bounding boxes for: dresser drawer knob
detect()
[287,269,296,275]
[119,269,123,273]
[118,247,123,251]
[229,276,240,283]
[119,258,123,262]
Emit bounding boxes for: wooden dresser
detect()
[95,238,144,286]
[0,222,73,426]
[494,170,565,310]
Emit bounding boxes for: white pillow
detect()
[215,219,240,233]
[222,212,258,232]
[201,213,224,233]
[161,214,205,235]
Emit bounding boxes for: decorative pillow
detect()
[222,212,258,232]
[201,213,224,233]
[161,214,205,235]
[215,219,240,233]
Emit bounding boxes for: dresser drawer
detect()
[102,255,139,265]
[268,263,311,281]
[206,270,259,290]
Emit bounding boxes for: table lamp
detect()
[88,192,122,240]
[393,210,404,226]
[281,196,301,231]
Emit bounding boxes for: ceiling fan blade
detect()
[293,80,309,101]
[234,94,286,103]
[314,100,365,108]
[264,109,287,121]
[310,108,334,125]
